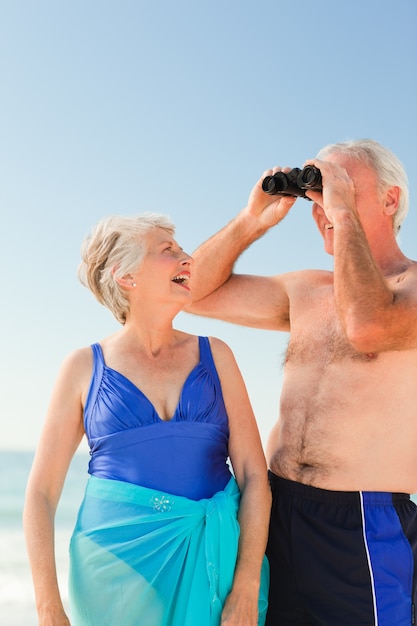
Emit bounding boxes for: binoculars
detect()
[262,166,322,199]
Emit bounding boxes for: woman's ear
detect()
[112,267,137,290]
[384,185,400,217]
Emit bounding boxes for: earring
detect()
[132,282,137,288]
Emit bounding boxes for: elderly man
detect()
[187,139,417,625]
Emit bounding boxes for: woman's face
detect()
[132,228,193,304]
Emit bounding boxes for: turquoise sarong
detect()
[69,475,269,625]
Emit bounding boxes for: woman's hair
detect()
[78,213,175,324]
[316,139,409,235]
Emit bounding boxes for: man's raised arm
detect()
[186,168,297,323]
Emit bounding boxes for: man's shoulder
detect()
[280,268,333,287]
[389,260,417,292]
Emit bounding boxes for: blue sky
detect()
[1,0,416,449]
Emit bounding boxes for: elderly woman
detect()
[23,213,271,626]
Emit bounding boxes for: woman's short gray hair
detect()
[78,213,175,324]
[317,138,409,235]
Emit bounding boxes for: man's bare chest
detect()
[286,284,371,363]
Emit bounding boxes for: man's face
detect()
[311,153,386,256]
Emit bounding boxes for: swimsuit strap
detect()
[198,336,222,390]
[83,343,106,436]
[90,343,105,388]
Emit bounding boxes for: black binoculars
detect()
[262,166,322,199]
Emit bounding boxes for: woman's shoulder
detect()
[58,345,95,379]
[204,336,235,369]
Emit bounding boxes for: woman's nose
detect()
[180,252,194,265]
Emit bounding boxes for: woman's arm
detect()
[210,338,272,626]
[23,348,91,625]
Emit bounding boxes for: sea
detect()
[3,450,417,626]
[0,450,90,626]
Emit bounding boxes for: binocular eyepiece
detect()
[262,166,322,199]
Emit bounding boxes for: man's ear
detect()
[384,186,400,217]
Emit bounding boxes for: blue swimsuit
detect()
[84,336,232,500]
[70,336,270,625]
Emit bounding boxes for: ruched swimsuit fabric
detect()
[69,337,269,625]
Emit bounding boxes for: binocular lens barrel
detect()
[262,172,289,194]
[297,166,322,189]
